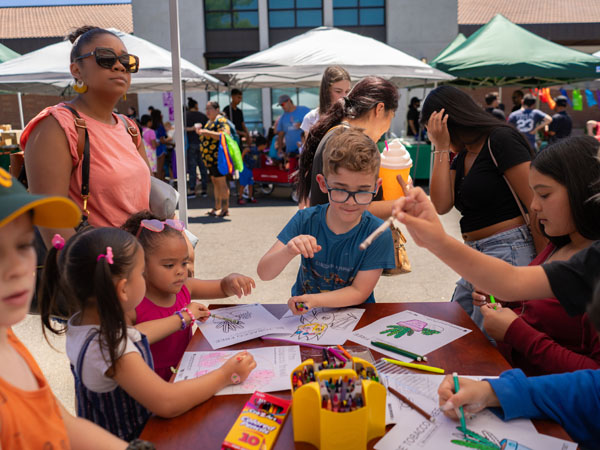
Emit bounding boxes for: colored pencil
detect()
[382,357,444,374]
[370,340,427,361]
[489,295,497,310]
[337,344,353,360]
[453,372,467,435]
[328,347,347,363]
[388,386,433,422]
[210,313,240,324]
[261,336,324,350]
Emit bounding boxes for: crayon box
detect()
[222,391,291,450]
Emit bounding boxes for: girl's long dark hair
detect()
[298,76,398,202]
[40,227,140,371]
[318,66,351,115]
[531,136,600,247]
[150,109,163,130]
[420,85,534,156]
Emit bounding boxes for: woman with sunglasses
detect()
[21,26,151,247]
[198,101,232,217]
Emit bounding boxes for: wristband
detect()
[181,307,196,325]
[174,310,186,330]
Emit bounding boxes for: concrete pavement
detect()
[13,186,464,414]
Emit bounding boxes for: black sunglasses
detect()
[75,47,139,73]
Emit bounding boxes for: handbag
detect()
[382,223,412,276]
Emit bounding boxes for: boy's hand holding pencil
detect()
[437,375,499,420]
[286,234,321,258]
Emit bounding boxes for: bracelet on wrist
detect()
[181,307,196,325]
[432,150,451,162]
[173,310,186,330]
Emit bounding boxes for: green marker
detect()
[453,372,468,436]
[489,295,497,310]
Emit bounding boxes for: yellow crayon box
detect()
[222,391,291,450]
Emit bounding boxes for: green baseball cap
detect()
[0,167,81,228]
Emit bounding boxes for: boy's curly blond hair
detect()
[322,128,380,179]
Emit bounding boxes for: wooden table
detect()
[140,302,573,448]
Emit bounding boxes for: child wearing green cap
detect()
[0,167,134,449]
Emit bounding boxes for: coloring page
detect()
[197,303,286,349]
[267,307,365,345]
[173,346,301,395]
[375,374,576,450]
[352,310,471,361]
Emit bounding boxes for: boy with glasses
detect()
[257,128,395,314]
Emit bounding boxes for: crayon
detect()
[295,302,306,311]
[489,294,497,310]
[337,344,353,360]
[328,347,347,363]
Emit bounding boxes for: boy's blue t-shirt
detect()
[276,106,310,153]
[277,204,396,303]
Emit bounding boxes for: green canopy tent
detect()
[431,14,600,87]
[431,33,466,65]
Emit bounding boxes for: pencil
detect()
[337,345,353,360]
[382,358,444,374]
[489,295,497,310]
[453,372,467,435]
[370,340,427,361]
[388,386,433,422]
[261,336,324,350]
[359,216,394,251]
[210,313,240,324]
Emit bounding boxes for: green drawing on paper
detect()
[379,319,442,339]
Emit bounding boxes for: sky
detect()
[0,0,130,6]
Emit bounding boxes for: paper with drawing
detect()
[376,373,576,450]
[267,307,365,345]
[352,310,471,361]
[198,303,285,349]
[173,346,301,395]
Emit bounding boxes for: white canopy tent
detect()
[0,28,222,94]
[209,27,454,88]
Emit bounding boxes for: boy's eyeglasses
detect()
[75,47,140,73]
[324,180,377,205]
[136,219,185,238]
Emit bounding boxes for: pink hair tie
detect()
[97,246,114,264]
[51,234,65,250]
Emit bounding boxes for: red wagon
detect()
[252,153,299,202]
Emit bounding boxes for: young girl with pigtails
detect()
[40,227,256,441]
[121,210,256,381]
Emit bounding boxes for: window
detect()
[205,0,259,30]
[271,87,319,122]
[209,88,264,133]
[268,0,322,28]
[333,0,384,26]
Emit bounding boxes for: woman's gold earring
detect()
[123,93,127,101]
[73,79,87,94]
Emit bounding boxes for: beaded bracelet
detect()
[173,310,186,330]
[181,307,196,325]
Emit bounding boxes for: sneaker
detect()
[249,197,257,203]
[237,198,247,205]
[200,190,208,198]
[187,193,196,199]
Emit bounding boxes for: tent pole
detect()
[498,86,502,108]
[17,92,24,129]
[429,82,438,190]
[413,79,426,183]
[168,0,188,225]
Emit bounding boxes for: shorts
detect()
[239,167,254,186]
[208,164,226,178]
